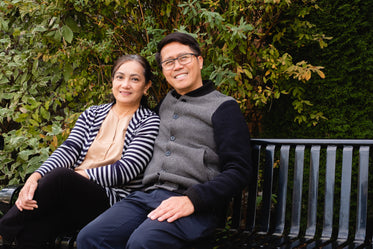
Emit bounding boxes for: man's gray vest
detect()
[143,89,234,192]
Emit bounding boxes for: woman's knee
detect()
[38,167,73,187]
[43,167,72,179]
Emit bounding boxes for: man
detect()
[77,32,252,249]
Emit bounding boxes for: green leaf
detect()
[63,63,74,81]
[40,106,50,120]
[29,119,40,126]
[18,150,33,161]
[48,123,63,136]
[1,93,13,100]
[0,76,10,84]
[32,25,47,33]
[61,25,73,43]
[14,113,29,123]
[32,59,39,76]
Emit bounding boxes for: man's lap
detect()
[77,189,219,249]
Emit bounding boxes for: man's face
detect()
[160,42,203,95]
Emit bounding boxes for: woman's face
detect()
[112,61,151,107]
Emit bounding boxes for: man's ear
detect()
[198,56,203,69]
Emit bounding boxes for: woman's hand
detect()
[15,172,42,211]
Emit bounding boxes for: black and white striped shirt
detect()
[36,103,160,205]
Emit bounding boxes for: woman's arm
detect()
[35,108,94,176]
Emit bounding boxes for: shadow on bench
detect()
[1,139,373,249]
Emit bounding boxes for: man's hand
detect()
[148,196,195,223]
[15,172,41,211]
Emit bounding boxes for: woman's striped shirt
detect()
[35,103,160,205]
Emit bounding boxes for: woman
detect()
[0,54,160,249]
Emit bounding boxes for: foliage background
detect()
[261,0,373,139]
[0,0,332,186]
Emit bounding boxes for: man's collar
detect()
[171,80,215,99]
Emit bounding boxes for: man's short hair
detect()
[155,32,201,68]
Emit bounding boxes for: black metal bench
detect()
[217,139,373,249]
[1,139,373,248]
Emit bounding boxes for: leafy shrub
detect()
[0,0,327,186]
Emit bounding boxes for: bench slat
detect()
[273,145,290,236]
[305,145,321,239]
[354,146,370,243]
[257,144,275,233]
[321,145,337,240]
[337,146,354,242]
[289,145,305,238]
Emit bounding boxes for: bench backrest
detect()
[230,139,373,246]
